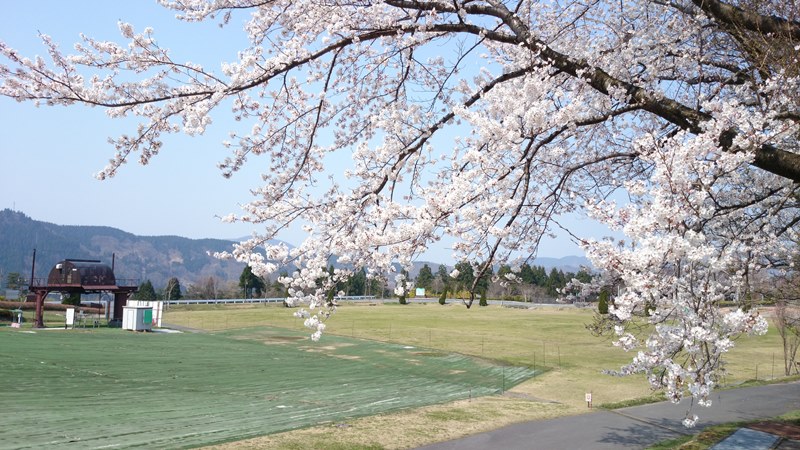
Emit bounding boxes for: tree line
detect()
[414,262,591,303]
[6,262,589,304]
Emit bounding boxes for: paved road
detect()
[417,382,800,450]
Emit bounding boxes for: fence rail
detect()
[165,295,379,305]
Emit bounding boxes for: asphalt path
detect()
[416,381,800,450]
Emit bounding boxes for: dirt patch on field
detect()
[299,342,355,352]
[412,351,449,357]
[262,335,306,344]
[331,354,361,360]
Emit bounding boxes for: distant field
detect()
[0,323,533,449]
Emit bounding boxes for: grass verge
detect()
[646,410,800,450]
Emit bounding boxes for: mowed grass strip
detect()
[0,324,533,449]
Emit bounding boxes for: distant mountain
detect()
[529,255,592,273]
[0,209,591,291]
[0,209,245,289]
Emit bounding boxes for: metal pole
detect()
[29,248,37,288]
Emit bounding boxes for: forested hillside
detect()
[1,209,590,297]
[0,209,244,289]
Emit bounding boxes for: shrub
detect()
[438,288,447,305]
[598,290,609,314]
[479,291,488,307]
[62,293,82,306]
[0,309,14,321]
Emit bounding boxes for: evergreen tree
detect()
[453,261,474,293]
[437,264,450,290]
[416,264,434,291]
[497,264,512,278]
[134,280,157,301]
[6,272,23,290]
[598,290,609,314]
[62,292,81,306]
[164,277,182,300]
[366,274,382,298]
[438,287,447,305]
[239,266,266,298]
[546,268,566,296]
[575,269,593,283]
[475,264,492,294]
[519,263,535,284]
[533,265,548,286]
[347,268,367,296]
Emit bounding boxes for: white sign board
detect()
[585,393,592,403]
[415,288,426,297]
[66,308,75,326]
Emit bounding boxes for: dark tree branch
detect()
[690,0,800,40]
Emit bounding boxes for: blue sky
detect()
[0,1,599,262]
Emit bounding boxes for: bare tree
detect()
[775,298,800,376]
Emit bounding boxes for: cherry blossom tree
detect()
[1,0,798,424]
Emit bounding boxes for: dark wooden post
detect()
[34,290,46,328]
[113,291,130,321]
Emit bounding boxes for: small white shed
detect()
[122,305,153,332]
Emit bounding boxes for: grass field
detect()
[164,302,787,405]
[1,301,789,449]
[0,320,533,449]
[160,302,789,449]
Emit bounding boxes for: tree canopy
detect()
[415,264,434,291]
[2,0,799,424]
[239,265,266,298]
[134,280,158,301]
[164,277,182,301]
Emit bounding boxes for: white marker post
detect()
[66,308,75,329]
[585,392,592,409]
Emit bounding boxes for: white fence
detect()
[165,295,378,306]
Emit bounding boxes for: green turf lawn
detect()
[0,324,534,449]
